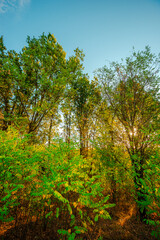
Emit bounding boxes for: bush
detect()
[0,129,115,239]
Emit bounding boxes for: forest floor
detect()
[0,201,159,240]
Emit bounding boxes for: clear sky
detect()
[0,0,160,79]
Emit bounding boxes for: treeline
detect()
[0,33,160,239]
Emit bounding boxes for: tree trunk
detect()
[80,126,88,158]
[111,172,117,203]
[65,113,71,144]
[80,127,84,156]
[48,114,53,147]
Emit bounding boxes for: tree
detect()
[0,36,22,131]
[71,75,100,157]
[61,48,100,156]
[95,46,160,221]
[0,34,67,141]
[19,33,67,135]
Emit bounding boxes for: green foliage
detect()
[0,128,30,222]
[95,46,160,222]
[144,147,160,237]
[0,34,87,141]
[0,128,113,239]
[0,35,160,239]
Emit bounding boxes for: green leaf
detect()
[74,226,87,234]
[68,233,76,240]
[45,211,53,219]
[94,214,99,222]
[56,207,59,218]
[57,229,68,235]
[1,193,11,202]
[67,203,72,215]
[54,190,69,203]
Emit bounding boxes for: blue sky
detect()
[0,0,160,78]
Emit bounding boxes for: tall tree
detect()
[19,33,67,135]
[71,75,100,157]
[0,33,67,139]
[63,48,101,156]
[95,46,160,221]
[0,36,21,131]
[60,48,85,145]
